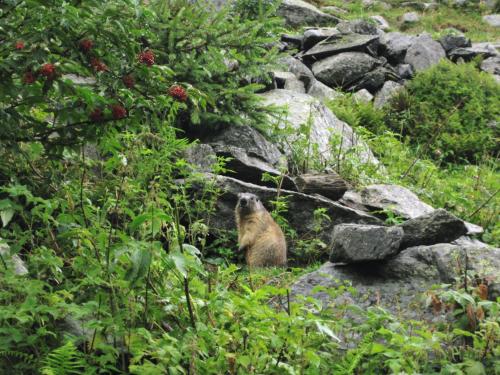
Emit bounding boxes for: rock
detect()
[463,221,484,236]
[280,34,304,49]
[379,32,416,63]
[273,71,306,93]
[209,175,382,250]
[398,208,468,249]
[336,19,379,35]
[353,89,374,103]
[303,33,380,60]
[292,243,499,324]
[259,90,379,167]
[400,2,438,10]
[439,32,471,53]
[312,52,382,89]
[370,15,390,31]
[0,240,28,276]
[451,236,489,248]
[360,184,434,219]
[380,244,500,286]
[347,65,399,93]
[302,27,340,50]
[183,143,218,173]
[205,124,284,168]
[374,80,403,108]
[449,44,498,62]
[402,12,420,24]
[278,56,315,81]
[480,56,500,75]
[307,79,343,101]
[483,14,500,28]
[397,63,414,79]
[404,33,445,72]
[277,0,341,27]
[295,173,349,200]
[330,224,404,263]
[320,5,348,15]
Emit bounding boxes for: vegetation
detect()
[0,0,499,374]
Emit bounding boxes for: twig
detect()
[467,188,499,219]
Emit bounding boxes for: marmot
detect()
[235,192,287,267]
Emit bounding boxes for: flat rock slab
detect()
[278,0,341,27]
[330,224,404,263]
[405,33,446,72]
[304,33,379,60]
[380,32,416,63]
[360,184,434,219]
[399,208,468,249]
[312,52,382,88]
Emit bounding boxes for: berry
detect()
[15,41,25,50]
[122,74,135,88]
[138,50,155,66]
[89,108,104,123]
[90,57,108,72]
[22,71,36,84]
[168,85,188,102]
[79,39,93,53]
[39,63,56,79]
[111,104,127,120]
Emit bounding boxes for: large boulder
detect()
[303,33,380,60]
[379,32,416,63]
[448,44,498,62]
[480,56,500,75]
[439,32,471,53]
[347,66,399,93]
[292,243,500,323]
[360,184,434,219]
[209,175,381,249]
[336,19,379,35]
[404,33,446,72]
[374,80,404,108]
[302,27,340,50]
[277,0,341,27]
[259,90,378,167]
[398,209,468,249]
[330,224,404,263]
[312,52,382,89]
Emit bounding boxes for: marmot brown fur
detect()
[235,192,287,267]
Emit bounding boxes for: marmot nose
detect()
[240,198,247,207]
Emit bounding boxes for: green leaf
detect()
[1,209,14,227]
[125,245,152,288]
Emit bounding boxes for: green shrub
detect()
[386,60,500,163]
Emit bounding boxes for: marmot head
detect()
[236,192,264,215]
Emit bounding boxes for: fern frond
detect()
[41,341,86,375]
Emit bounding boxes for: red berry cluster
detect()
[122,74,135,88]
[79,39,93,53]
[111,104,127,120]
[15,41,25,50]
[89,108,104,123]
[39,63,57,80]
[168,85,188,102]
[138,50,155,66]
[90,57,108,72]
[22,71,36,84]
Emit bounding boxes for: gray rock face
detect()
[278,56,315,81]
[303,33,380,60]
[370,15,389,31]
[404,33,446,72]
[259,90,379,167]
[330,224,404,263]
[353,89,374,103]
[336,19,379,35]
[399,208,468,249]
[302,27,340,50]
[374,81,404,108]
[439,33,471,53]
[312,52,382,88]
[397,63,414,79]
[483,14,500,27]
[278,0,341,27]
[307,79,343,101]
[448,45,498,62]
[402,12,420,24]
[183,144,218,173]
[360,184,434,219]
[480,56,500,75]
[292,243,499,322]
[209,175,381,249]
[0,240,28,276]
[349,66,399,93]
[379,32,416,63]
